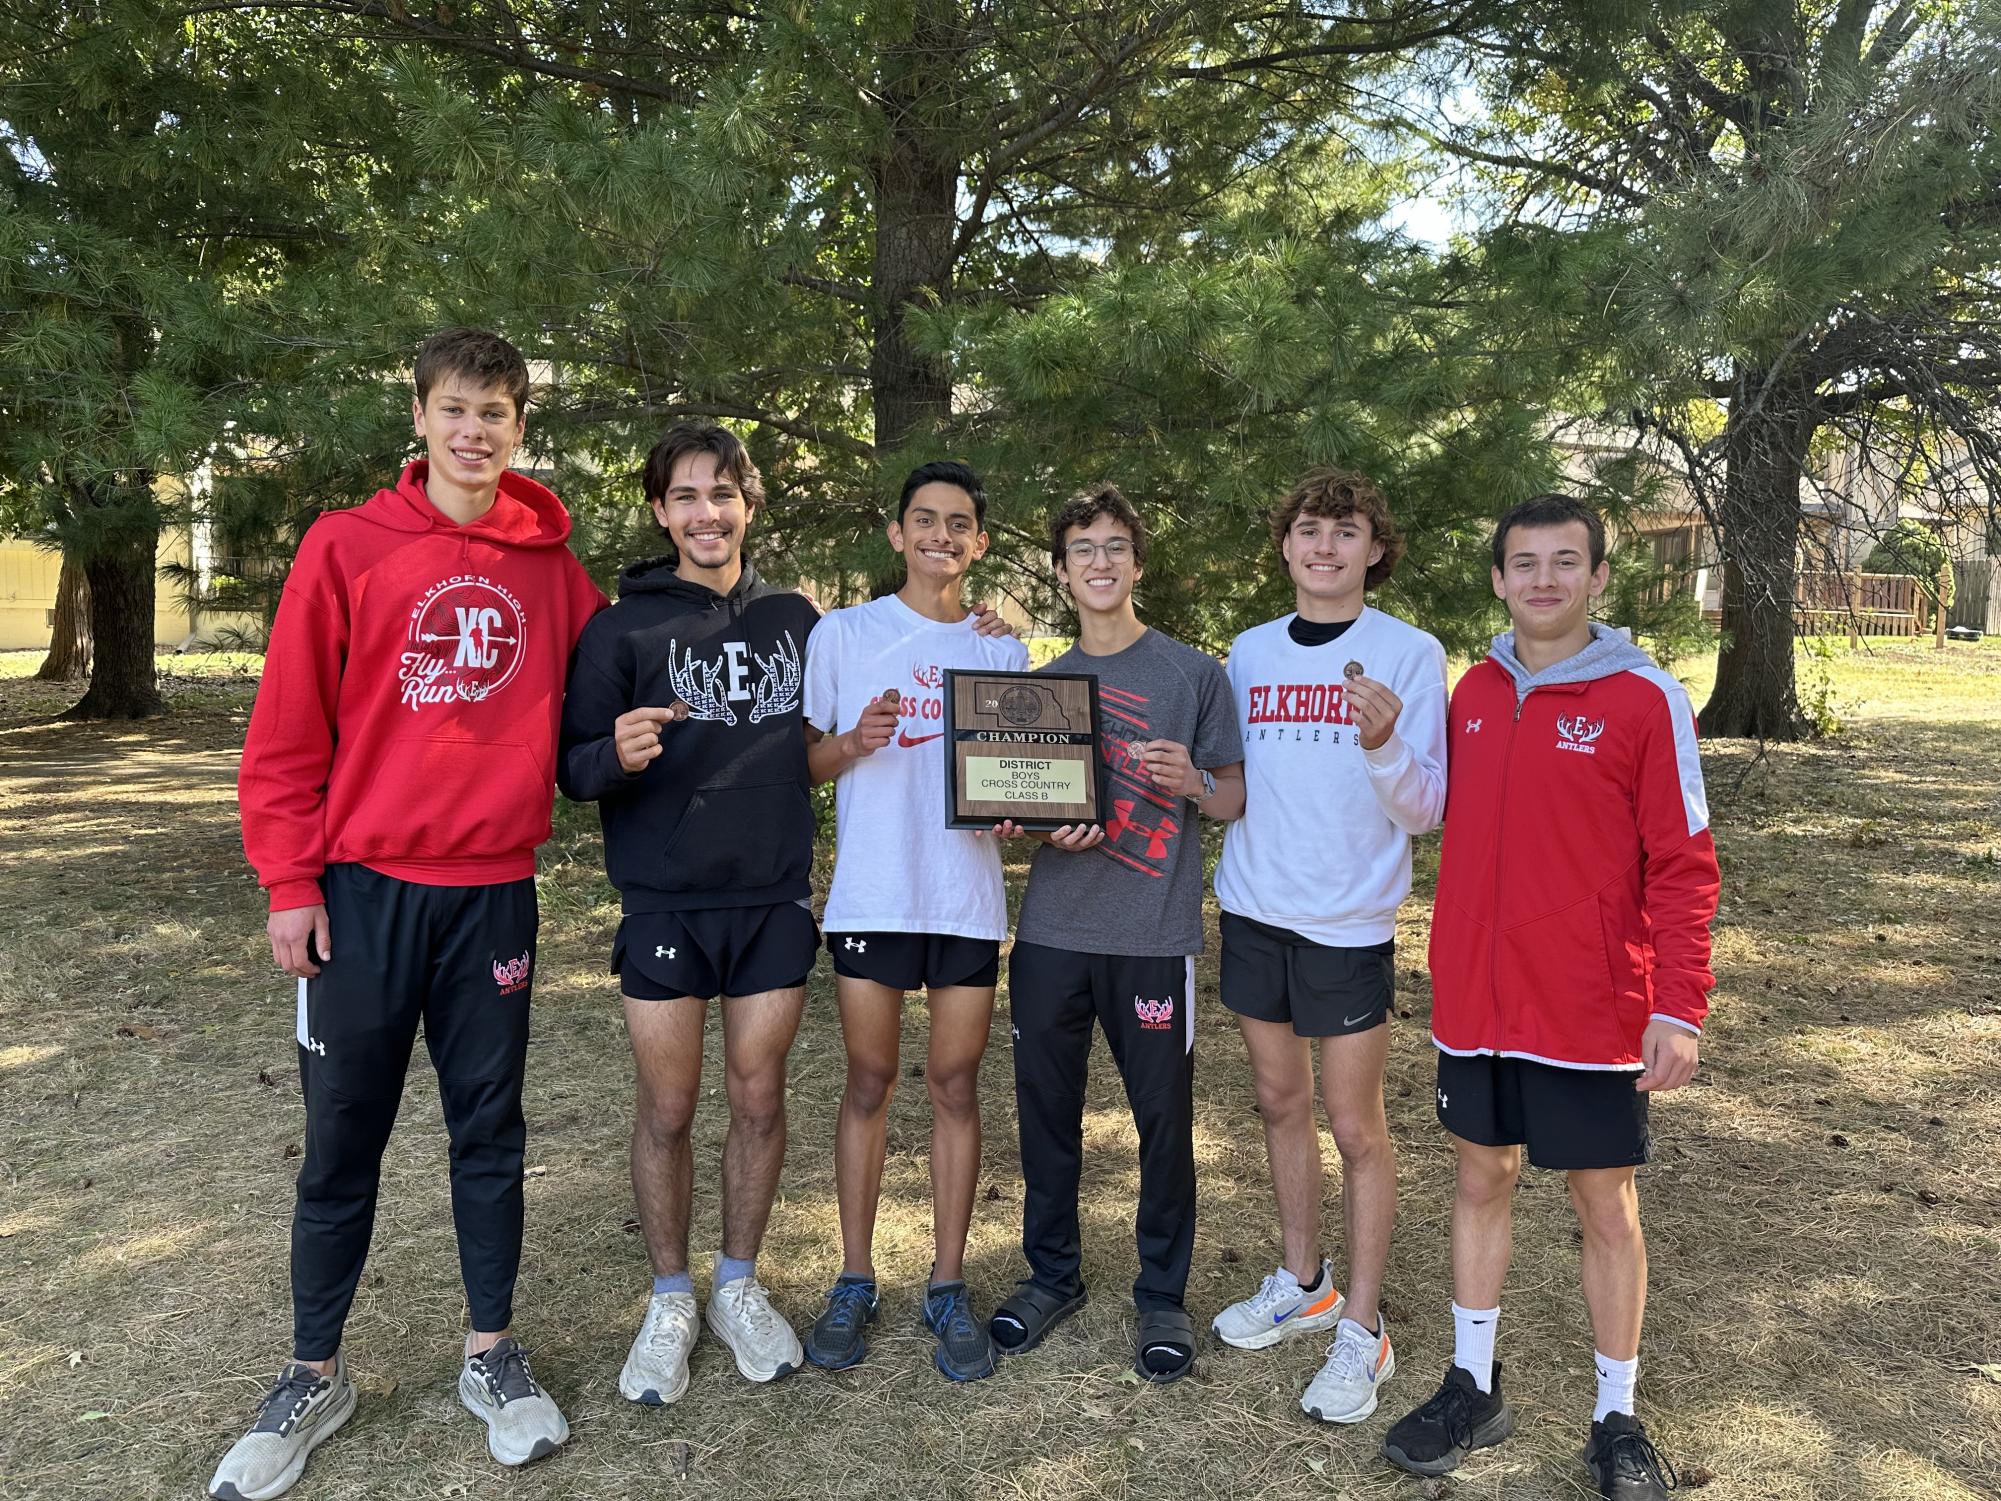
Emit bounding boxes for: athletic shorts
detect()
[1218,911,1394,1037]
[827,931,1001,991]
[1434,1051,1650,1170]
[613,902,819,1002]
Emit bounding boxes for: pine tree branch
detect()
[954,3,1196,264]
[169,1,701,105]
[1385,119,1652,207]
[1861,0,1920,73]
[1168,6,1477,77]
[780,269,869,305]
[557,398,874,459]
[1818,0,1874,81]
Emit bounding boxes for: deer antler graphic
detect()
[668,641,737,726]
[749,631,803,724]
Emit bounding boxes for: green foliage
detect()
[1604,547,1718,670]
[1798,634,1846,737]
[1862,520,1956,608]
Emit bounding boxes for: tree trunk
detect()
[34,552,92,681]
[1700,374,1816,739]
[868,0,961,459]
[61,526,165,719]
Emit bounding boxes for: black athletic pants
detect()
[290,863,536,1360]
[1007,940,1197,1312]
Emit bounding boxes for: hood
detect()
[350,461,574,547]
[616,555,773,613]
[1486,623,1658,705]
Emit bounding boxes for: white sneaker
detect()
[620,1290,698,1405]
[1210,1260,1345,1351]
[706,1275,803,1382]
[1302,1313,1397,1423]
[457,1337,569,1466]
[209,1353,356,1500]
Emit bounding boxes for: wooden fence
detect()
[1795,571,1924,638]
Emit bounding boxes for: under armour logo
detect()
[305,1037,327,1057]
[1010,1024,1021,1041]
[1104,798,1180,859]
[654,945,676,960]
[1437,1088,1448,1109]
[1464,718,1482,733]
[844,937,867,953]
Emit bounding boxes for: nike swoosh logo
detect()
[1343,1011,1376,1027]
[1271,1308,1295,1325]
[896,731,943,747]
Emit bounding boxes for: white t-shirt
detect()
[1214,607,1448,946]
[803,592,1030,939]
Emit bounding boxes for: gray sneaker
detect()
[208,1353,357,1500]
[456,1337,569,1466]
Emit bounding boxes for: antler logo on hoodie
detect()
[667,630,803,726]
[401,576,528,710]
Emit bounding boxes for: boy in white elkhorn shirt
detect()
[1209,468,1447,1425]
[799,461,1028,1382]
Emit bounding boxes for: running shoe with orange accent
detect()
[1211,1260,1345,1351]
[1302,1313,1396,1423]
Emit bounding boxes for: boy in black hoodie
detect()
[560,424,821,1400]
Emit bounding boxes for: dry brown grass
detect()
[0,639,1997,1501]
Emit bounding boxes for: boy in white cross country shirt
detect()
[799,461,1028,1382]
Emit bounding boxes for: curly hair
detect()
[1047,483,1149,570]
[1269,468,1404,590]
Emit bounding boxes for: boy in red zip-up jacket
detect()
[214,330,605,1501]
[1382,495,1718,1501]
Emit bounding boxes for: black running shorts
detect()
[827,930,1001,991]
[1219,911,1394,1038]
[1434,1050,1650,1170]
[614,902,819,1001]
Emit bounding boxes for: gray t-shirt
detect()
[1015,629,1240,957]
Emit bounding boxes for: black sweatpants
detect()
[290,863,536,1360]
[1007,940,1196,1312]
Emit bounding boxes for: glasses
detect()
[1064,539,1134,565]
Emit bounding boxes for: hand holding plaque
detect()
[943,669,1101,830]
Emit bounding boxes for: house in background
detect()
[1555,422,2000,634]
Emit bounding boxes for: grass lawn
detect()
[0,636,1997,1501]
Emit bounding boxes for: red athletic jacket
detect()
[1428,628,1720,1070]
[239,462,606,912]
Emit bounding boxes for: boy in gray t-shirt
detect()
[989,486,1243,1386]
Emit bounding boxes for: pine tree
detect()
[1396,0,2001,737]
[0,3,408,716]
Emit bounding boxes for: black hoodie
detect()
[559,558,821,913]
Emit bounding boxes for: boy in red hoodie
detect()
[215,329,604,1501]
[1381,495,1718,1501]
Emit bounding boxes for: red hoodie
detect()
[1428,631,1720,1070]
[239,462,607,911]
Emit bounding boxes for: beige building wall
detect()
[0,528,258,652]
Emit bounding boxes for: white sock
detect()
[1593,1350,1639,1421]
[1452,1302,1499,1393]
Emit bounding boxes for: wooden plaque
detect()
[943,669,1101,830]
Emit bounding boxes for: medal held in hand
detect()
[942,669,1101,829]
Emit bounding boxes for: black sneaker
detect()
[803,1275,879,1370]
[1584,1411,1679,1499]
[923,1281,996,1382]
[1381,1363,1516,1477]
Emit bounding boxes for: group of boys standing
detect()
[213,329,1717,1501]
